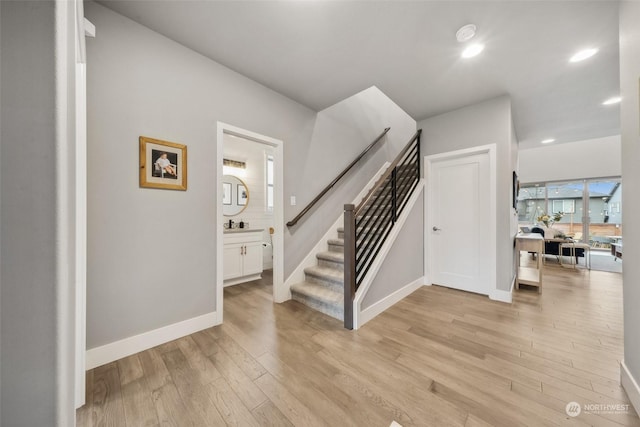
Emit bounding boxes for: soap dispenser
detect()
[239,219,245,229]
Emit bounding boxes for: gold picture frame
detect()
[139,136,188,191]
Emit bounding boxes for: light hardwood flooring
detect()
[77,261,639,426]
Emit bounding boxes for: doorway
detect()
[517,177,622,272]
[425,145,496,295]
[216,123,284,324]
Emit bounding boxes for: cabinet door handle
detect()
[243,245,246,255]
[241,246,244,255]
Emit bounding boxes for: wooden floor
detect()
[77,262,639,426]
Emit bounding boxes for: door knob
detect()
[432,226,442,231]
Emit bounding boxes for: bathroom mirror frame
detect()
[223,174,250,216]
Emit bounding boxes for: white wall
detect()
[519,135,621,183]
[85,3,417,353]
[1,1,77,425]
[419,95,517,293]
[362,191,424,308]
[223,134,275,269]
[620,0,640,409]
[85,2,317,349]
[285,86,418,273]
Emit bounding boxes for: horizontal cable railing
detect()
[286,127,390,227]
[343,129,422,329]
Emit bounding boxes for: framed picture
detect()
[237,184,248,206]
[512,171,519,210]
[222,182,232,205]
[139,136,187,191]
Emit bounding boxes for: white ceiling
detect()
[98,0,621,149]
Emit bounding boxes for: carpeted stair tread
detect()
[316,251,344,264]
[303,265,344,285]
[327,238,344,246]
[290,281,343,321]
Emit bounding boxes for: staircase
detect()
[290,228,346,320]
[289,165,415,321]
[288,129,422,326]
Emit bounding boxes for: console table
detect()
[516,233,544,293]
[559,241,591,269]
[611,242,623,261]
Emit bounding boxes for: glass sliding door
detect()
[517,184,546,226]
[587,179,622,248]
[546,181,586,241]
[517,176,622,271]
[518,177,622,247]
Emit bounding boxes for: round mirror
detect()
[222,175,249,216]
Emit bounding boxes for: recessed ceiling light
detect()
[569,48,598,63]
[541,138,555,144]
[462,43,484,58]
[602,96,622,105]
[456,24,477,43]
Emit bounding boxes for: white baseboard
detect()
[224,274,262,287]
[86,311,219,370]
[489,285,513,303]
[621,360,640,415]
[357,276,425,328]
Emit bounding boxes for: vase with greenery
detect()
[537,212,564,228]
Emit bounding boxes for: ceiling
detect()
[98,0,621,149]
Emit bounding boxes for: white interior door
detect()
[429,152,491,295]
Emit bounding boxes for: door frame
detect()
[424,144,497,296]
[215,122,285,324]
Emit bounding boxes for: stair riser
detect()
[318,258,344,271]
[305,274,344,293]
[291,292,343,321]
[328,243,344,253]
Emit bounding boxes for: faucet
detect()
[227,219,234,229]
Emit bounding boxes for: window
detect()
[552,199,575,214]
[518,178,621,246]
[266,155,274,212]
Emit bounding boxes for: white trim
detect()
[216,123,285,317]
[74,1,88,408]
[424,144,498,300]
[83,18,95,38]
[86,311,218,370]
[283,162,391,298]
[358,277,425,328]
[621,361,640,416]
[489,275,515,303]
[353,180,425,329]
[56,3,76,423]
[224,274,262,287]
[74,61,87,409]
[489,288,513,303]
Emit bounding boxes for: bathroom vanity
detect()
[223,228,264,286]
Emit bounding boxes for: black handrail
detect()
[286,127,390,227]
[343,129,422,329]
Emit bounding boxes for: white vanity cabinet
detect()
[223,230,263,286]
